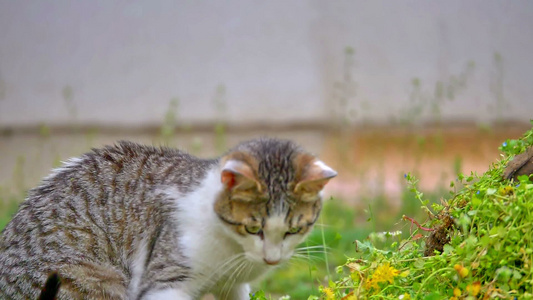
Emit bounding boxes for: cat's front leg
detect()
[213,283,251,300]
[141,288,192,300]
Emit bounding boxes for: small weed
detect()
[62,85,76,118]
[0,188,22,230]
[489,52,507,123]
[399,61,475,127]
[160,98,179,145]
[213,84,227,153]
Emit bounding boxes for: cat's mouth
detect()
[263,258,280,265]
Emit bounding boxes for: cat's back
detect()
[0,141,215,299]
[1,141,215,245]
[2,141,212,234]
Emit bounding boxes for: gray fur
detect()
[0,138,331,299]
[0,141,215,299]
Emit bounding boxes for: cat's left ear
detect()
[294,159,337,195]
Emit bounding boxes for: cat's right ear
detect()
[221,159,262,193]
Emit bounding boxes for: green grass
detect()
[0,191,21,230]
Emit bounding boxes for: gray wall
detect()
[1,1,532,128]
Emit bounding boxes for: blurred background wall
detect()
[1,0,532,202]
[1,0,532,129]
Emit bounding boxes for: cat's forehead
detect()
[233,138,301,159]
[233,138,302,181]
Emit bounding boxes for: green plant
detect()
[62,85,77,119]
[399,61,475,127]
[489,52,507,123]
[0,189,21,230]
[254,121,533,299]
[311,122,533,299]
[213,84,228,153]
[160,98,179,145]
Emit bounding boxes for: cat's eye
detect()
[245,225,262,235]
[287,227,302,235]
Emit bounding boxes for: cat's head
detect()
[214,138,336,266]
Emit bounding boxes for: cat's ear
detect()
[221,159,262,193]
[294,156,337,196]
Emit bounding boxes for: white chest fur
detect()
[171,168,268,298]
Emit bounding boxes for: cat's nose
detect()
[263,258,280,265]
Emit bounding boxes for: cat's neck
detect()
[172,165,230,253]
[164,165,263,295]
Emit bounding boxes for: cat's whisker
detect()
[292,253,326,262]
[190,253,240,292]
[295,249,329,254]
[238,262,253,293]
[211,254,245,277]
[293,255,327,261]
[297,245,331,250]
[295,252,326,258]
[295,249,329,255]
[297,248,330,254]
[296,245,330,257]
[223,258,248,293]
[220,259,248,300]
[197,253,246,290]
[294,252,328,256]
[218,263,240,299]
[285,260,300,268]
[230,261,251,299]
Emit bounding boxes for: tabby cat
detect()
[0,138,336,299]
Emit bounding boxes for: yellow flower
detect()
[453,264,469,278]
[459,267,469,278]
[499,185,514,195]
[373,263,400,284]
[466,281,481,296]
[364,277,379,290]
[363,262,400,293]
[323,287,335,300]
[453,287,461,297]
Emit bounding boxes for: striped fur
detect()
[0,138,335,299]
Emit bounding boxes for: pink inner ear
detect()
[221,170,236,189]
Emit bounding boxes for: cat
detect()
[0,138,336,300]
